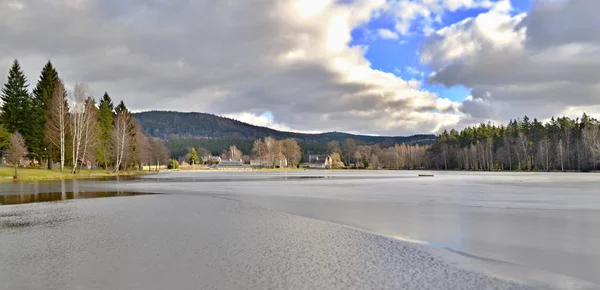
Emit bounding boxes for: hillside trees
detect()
[430,114,600,171]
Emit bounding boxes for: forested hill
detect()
[133,111,435,145]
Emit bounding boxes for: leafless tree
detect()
[252,139,268,166]
[149,139,169,171]
[134,122,151,170]
[252,137,286,168]
[369,153,380,169]
[112,111,133,173]
[70,84,98,174]
[557,139,565,171]
[281,139,301,168]
[45,79,69,172]
[4,132,27,178]
[583,125,600,168]
[518,132,530,170]
[327,141,341,155]
[229,145,243,160]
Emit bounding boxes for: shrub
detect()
[168,159,180,169]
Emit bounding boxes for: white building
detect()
[250,158,288,168]
[217,159,245,168]
[309,155,332,169]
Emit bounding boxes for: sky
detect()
[0,0,597,136]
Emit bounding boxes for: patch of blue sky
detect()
[261,111,275,121]
[349,1,532,103]
[511,0,532,14]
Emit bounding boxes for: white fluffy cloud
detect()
[386,0,495,35]
[420,0,600,124]
[377,29,399,40]
[0,0,465,135]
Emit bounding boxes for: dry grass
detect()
[0,167,146,182]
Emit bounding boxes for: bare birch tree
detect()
[583,125,600,168]
[45,79,69,171]
[229,145,243,160]
[112,111,133,173]
[70,84,97,174]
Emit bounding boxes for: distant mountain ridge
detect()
[133,111,436,145]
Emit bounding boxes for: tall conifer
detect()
[0,59,34,159]
[97,92,114,168]
[31,61,59,161]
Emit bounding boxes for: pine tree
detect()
[189,147,199,165]
[96,92,114,169]
[1,60,34,159]
[1,60,30,133]
[115,100,127,115]
[32,61,59,163]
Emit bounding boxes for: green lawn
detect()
[0,167,146,182]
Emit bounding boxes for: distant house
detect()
[309,155,332,169]
[250,158,288,168]
[203,156,221,165]
[217,159,244,168]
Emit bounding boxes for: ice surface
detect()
[1,170,599,288]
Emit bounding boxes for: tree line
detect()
[0,59,169,175]
[175,135,431,170]
[430,115,600,171]
[172,114,600,172]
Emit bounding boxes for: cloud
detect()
[223,112,304,133]
[420,0,600,123]
[0,0,464,135]
[377,28,399,40]
[405,66,425,78]
[385,0,495,36]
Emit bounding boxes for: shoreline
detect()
[0,167,149,183]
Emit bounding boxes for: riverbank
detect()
[0,167,147,183]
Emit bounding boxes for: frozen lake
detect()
[1,170,599,289]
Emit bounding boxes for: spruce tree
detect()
[1,60,33,157]
[115,100,128,115]
[97,92,114,169]
[31,61,59,161]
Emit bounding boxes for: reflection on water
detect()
[0,191,152,206]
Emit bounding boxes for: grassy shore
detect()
[0,167,147,182]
